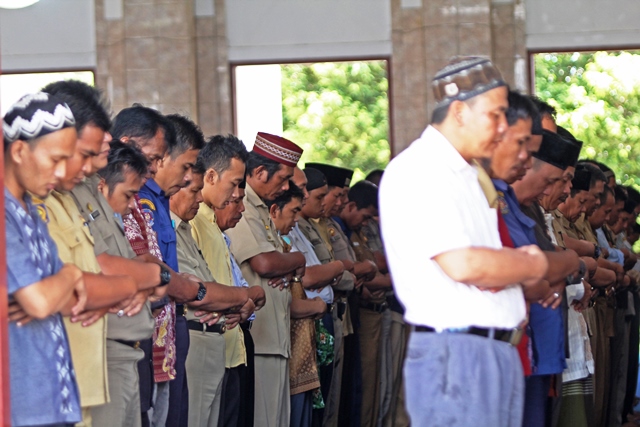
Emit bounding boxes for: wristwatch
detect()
[593,244,602,259]
[566,259,588,285]
[159,264,171,287]
[194,282,207,302]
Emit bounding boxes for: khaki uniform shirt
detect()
[226,184,291,357]
[183,207,246,368]
[71,175,154,355]
[351,229,386,304]
[298,217,353,293]
[326,218,357,263]
[310,218,335,259]
[360,220,383,253]
[574,214,598,244]
[37,191,109,408]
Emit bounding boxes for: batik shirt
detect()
[5,188,81,426]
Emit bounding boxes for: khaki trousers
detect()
[92,341,144,427]
[323,308,345,427]
[382,310,410,427]
[254,354,290,427]
[359,308,383,427]
[185,330,226,427]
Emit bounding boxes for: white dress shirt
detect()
[379,125,526,329]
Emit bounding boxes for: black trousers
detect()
[238,322,255,427]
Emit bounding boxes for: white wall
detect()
[0,0,96,71]
[225,0,392,63]
[525,0,640,50]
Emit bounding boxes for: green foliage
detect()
[281,61,390,181]
[535,51,640,186]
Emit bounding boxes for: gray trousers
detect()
[92,342,144,427]
[404,331,524,427]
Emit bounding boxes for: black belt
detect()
[175,304,186,316]
[414,325,523,346]
[113,339,141,349]
[187,320,226,334]
[360,301,388,313]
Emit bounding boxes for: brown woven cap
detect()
[432,56,507,108]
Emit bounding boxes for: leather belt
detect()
[175,304,186,317]
[113,339,141,349]
[360,301,389,313]
[187,320,226,334]
[414,325,523,346]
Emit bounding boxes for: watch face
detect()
[161,270,171,284]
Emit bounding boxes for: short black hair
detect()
[625,186,640,204]
[528,96,557,119]
[267,181,304,211]
[112,104,166,142]
[41,80,111,133]
[198,134,249,176]
[245,151,282,180]
[430,104,450,125]
[578,162,607,189]
[247,151,283,180]
[98,140,149,195]
[191,156,206,176]
[348,181,379,211]
[623,198,637,214]
[614,185,628,203]
[506,91,539,128]
[165,114,205,159]
[365,169,385,186]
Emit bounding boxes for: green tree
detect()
[535,51,640,186]
[281,61,390,180]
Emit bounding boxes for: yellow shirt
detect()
[178,208,246,368]
[226,184,291,357]
[37,190,109,409]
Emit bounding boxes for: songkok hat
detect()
[432,56,507,109]
[305,163,353,188]
[3,92,75,145]
[252,132,303,167]
[304,167,327,192]
[555,126,583,167]
[532,130,578,170]
[572,165,591,193]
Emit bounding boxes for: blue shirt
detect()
[596,228,624,265]
[224,233,256,321]
[139,179,178,271]
[493,179,566,376]
[332,216,351,239]
[5,188,81,426]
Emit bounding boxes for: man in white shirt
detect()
[380,57,549,426]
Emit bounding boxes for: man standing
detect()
[380,57,549,426]
[3,93,84,427]
[225,132,306,427]
[171,156,264,427]
[137,113,203,427]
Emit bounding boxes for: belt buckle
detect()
[133,341,141,350]
[508,327,523,346]
[220,324,227,334]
